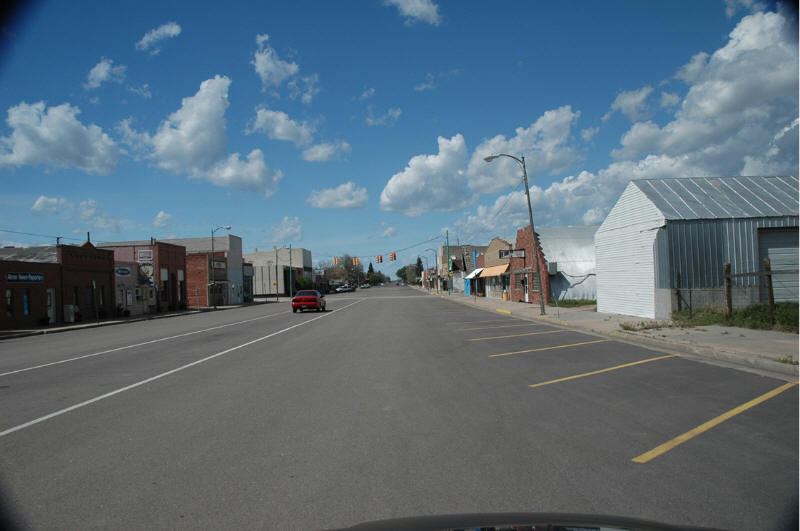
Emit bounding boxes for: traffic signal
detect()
[353,257,360,266]
[390,252,396,261]
[333,256,340,265]
[377,255,383,263]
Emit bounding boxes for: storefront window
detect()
[6,289,13,317]
[23,289,30,316]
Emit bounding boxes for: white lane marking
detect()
[0,299,363,438]
[0,310,293,378]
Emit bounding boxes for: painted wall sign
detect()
[115,266,132,276]
[6,272,44,282]
[499,249,526,259]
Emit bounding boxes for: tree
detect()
[396,266,407,280]
[415,256,423,277]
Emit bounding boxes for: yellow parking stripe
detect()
[528,354,680,388]
[470,330,568,341]
[490,339,611,358]
[458,323,546,332]
[632,381,799,464]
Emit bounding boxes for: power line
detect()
[0,228,83,243]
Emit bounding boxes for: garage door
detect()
[758,227,798,302]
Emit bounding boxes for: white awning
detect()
[465,268,483,280]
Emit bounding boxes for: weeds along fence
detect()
[724,259,799,323]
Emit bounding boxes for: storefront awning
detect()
[464,268,483,280]
[479,264,509,277]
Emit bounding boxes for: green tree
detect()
[416,256,423,277]
[396,265,407,280]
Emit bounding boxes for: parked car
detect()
[291,290,326,312]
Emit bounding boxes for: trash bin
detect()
[503,290,509,302]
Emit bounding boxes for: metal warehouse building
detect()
[596,176,798,319]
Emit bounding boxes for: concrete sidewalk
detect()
[419,287,799,378]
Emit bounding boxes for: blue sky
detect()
[0,0,797,278]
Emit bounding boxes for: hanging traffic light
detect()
[390,252,397,261]
[377,255,383,263]
[333,256,340,265]
[353,257,360,266]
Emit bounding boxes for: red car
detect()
[291,290,326,313]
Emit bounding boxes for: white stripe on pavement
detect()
[0,310,294,378]
[0,299,364,438]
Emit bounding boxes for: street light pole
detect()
[484,154,546,315]
[211,225,231,310]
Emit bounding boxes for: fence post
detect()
[765,258,775,325]
[724,263,732,319]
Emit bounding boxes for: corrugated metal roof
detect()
[633,176,798,220]
[0,246,58,263]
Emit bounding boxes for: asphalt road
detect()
[0,286,796,530]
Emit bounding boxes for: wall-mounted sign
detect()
[140,262,154,278]
[115,266,132,276]
[137,250,153,262]
[6,272,44,283]
[499,249,525,259]
[212,260,226,270]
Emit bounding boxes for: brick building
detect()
[0,242,115,329]
[185,253,227,308]
[510,226,550,305]
[98,240,187,311]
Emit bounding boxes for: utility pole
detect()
[446,230,451,295]
[274,246,279,302]
[288,244,293,298]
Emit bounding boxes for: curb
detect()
[419,287,799,379]
[0,308,211,341]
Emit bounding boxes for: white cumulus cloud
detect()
[271,216,302,243]
[0,101,118,174]
[302,140,351,162]
[153,210,172,228]
[660,91,680,108]
[150,75,230,174]
[380,134,470,216]
[136,22,181,55]
[248,107,314,146]
[380,226,397,238]
[466,105,581,194]
[118,76,285,196]
[603,86,654,122]
[252,34,299,90]
[288,74,321,105]
[31,195,74,214]
[85,57,126,90]
[205,149,283,197]
[384,0,441,25]
[307,182,368,209]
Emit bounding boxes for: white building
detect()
[596,176,798,319]
[245,246,312,296]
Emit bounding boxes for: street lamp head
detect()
[483,155,499,163]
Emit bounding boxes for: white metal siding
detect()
[758,227,799,302]
[596,183,665,318]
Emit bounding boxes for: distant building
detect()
[596,176,798,319]
[162,235,244,307]
[509,226,550,305]
[244,246,312,297]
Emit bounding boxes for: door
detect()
[523,276,529,303]
[46,288,56,324]
[758,227,799,302]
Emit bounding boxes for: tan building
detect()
[480,237,512,298]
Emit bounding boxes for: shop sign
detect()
[115,266,132,276]
[140,262,154,278]
[6,272,44,282]
[499,249,525,259]
[137,250,153,262]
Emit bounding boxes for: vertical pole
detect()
[724,263,732,319]
[211,229,216,310]
[289,244,293,298]
[675,270,681,311]
[446,230,450,295]
[765,258,775,325]
[521,156,546,315]
[275,246,279,302]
